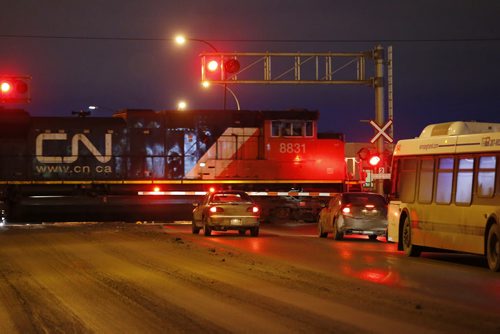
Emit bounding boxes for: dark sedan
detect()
[318,192,388,240]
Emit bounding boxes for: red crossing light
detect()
[1,81,12,93]
[0,76,31,103]
[207,60,219,72]
[224,58,240,74]
[369,155,381,166]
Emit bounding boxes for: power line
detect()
[1,34,500,43]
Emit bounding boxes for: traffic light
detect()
[224,58,240,74]
[0,76,31,103]
[201,56,240,82]
[207,60,219,72]
[357,147,381,168]
[369,154,381,167]
[202,57,222,81]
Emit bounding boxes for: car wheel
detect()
[318,222,327,238]
[203,218,212,236]
[368,235,378,241]
[333,218,343,241]
[250,227,259,237]
[238,229,246,236]
[402,216,421,257]
[274,207,290,220]
[486,223,500,272]
[192,219,200,234]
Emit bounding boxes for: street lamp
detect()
[174,34,219,52]
[177,100,187,110]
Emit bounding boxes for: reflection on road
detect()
[164,221,500,313]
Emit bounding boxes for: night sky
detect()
[1,0,499,142]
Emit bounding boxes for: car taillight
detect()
[247,206,260,214]
[209,206,224,214]
[342,206,351,214]
[365,204,375,209]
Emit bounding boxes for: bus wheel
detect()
[486,223,500,272]
[402,216,421,257]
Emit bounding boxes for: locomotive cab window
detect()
[271,120,313,137]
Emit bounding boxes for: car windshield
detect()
[343,193,386,207]
[211,193,251,203]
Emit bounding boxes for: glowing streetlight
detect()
[173,34,218,52]
[174,35,186,45]
[177,100,187,110]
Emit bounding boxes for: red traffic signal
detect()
[224,58,240,74]
[207,60,219,72]
[369,155,381,166]
[0,76,31,103]
[201,55,241,82]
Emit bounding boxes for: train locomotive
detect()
[0,108,349,222]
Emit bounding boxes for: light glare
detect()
[175,35,186,45]
[207,60,219,72]
[177,100,187,110]
[1,81,11,93]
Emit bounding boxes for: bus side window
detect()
[435,157,454,204]
[455,157,474,205]
[477,156,496,197]
[398,158,417,203]
[418,158,434,203]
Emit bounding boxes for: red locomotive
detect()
[0,108,353,222]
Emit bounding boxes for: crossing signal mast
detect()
[199,45,394,194]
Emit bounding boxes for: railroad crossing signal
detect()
[369,119,393,144]
[0,75,31,103]
[199,50,377,85]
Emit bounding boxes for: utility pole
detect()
[374,45,385,195]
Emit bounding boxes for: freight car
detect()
[0,108,354,222]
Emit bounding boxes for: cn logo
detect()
[36,133,112,163]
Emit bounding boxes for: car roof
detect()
[211,190,247,195]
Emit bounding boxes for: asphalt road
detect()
[0,221,498,333]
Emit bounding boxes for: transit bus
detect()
[387,121,500,271]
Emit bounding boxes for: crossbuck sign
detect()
[369,119,394,144]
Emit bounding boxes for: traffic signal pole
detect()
[374,45,385,195]
[199,46,391,194]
